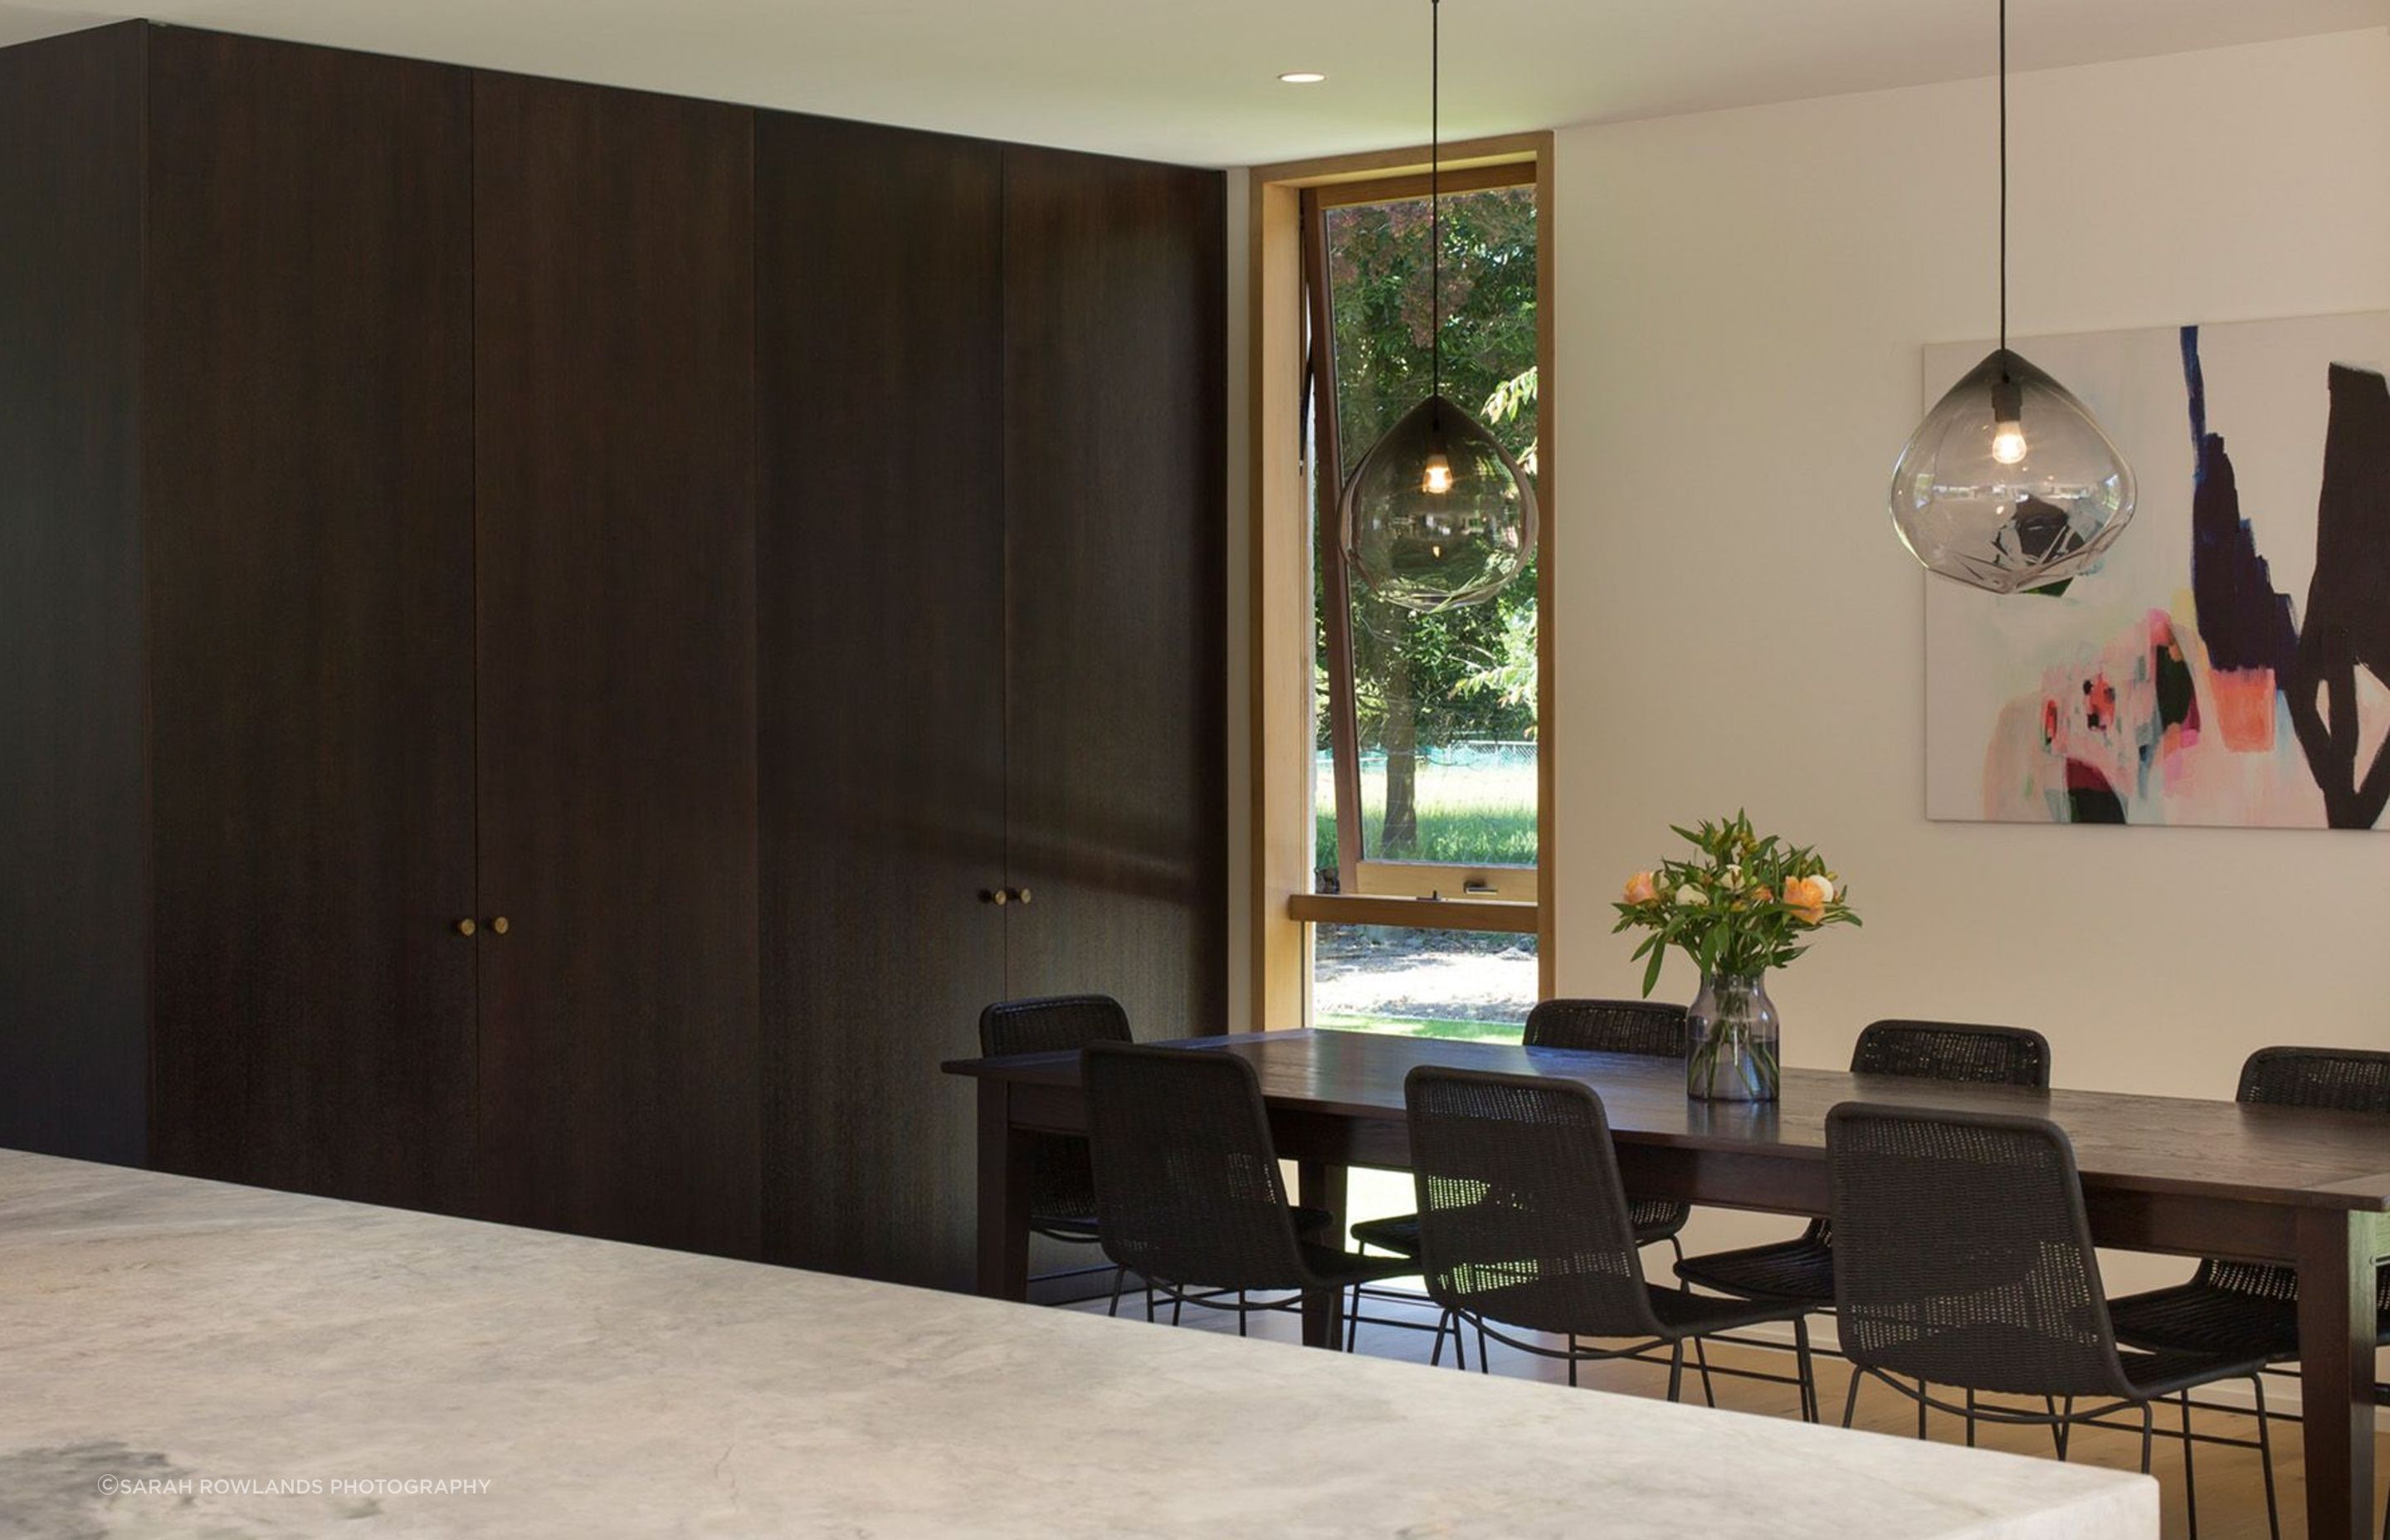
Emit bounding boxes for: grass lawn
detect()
[1314,756,1537,869]
[1318,1011,1525,1043]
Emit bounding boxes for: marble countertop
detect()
[0,1151,2154,1538]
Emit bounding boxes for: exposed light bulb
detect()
[1988,373,2028,465]
[1421,453,1454,495]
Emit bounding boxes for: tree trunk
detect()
[1382,659,1418,858]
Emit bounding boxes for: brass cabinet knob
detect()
[1012,887,1032,906]
[456,918,477,938]
[983,888,1009,907]
[488,916,510,935]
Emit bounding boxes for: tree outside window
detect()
[1312,180,1539,883]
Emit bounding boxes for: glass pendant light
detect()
[1339,0,1538,615]
[1888,0,2134,594]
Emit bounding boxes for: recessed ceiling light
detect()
[1278,71,1327,84]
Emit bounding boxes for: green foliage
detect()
[1611,811,1862,997]
[1455,604,1536,713]
[1480,364,1539,475]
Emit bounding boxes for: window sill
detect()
[1286,892,1539,935]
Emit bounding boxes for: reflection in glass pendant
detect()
[1889,348,2136,595]
[1340,394,1538,614]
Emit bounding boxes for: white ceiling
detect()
[1,0,2382,167]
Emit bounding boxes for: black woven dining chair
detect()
[1082,1040,1412,1340]
[2110,1045,2390,1362]
[1827,1103,2278,1540]
[1674,1017,2051,1307]
[1405,1065,1820,1414]
[2107,1045,2390,1539]
[1353,998,1692,1262]
[978,996,1134,1249]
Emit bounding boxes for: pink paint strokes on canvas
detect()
[1934,314,2390,830]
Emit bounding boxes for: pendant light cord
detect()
[1430,0,1441,402]
[1998,0,2008,358]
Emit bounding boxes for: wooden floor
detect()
[1072,1283,2383,1540]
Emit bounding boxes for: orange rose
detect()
[1783,875,1827,924]
[1622,870,1659,905]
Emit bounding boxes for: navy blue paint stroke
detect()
[2284,363,2390,828]
[2183,325,2299,680]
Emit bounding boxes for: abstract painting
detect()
[1924,312,2390,828]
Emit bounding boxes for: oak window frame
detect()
[1246,134,1555,1032]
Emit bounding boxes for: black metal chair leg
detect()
[1345,1284,1362,1352]
[1841,1367,1864,1430]
[2043,1396,2066,1459]
[1964,1386,1978,1448]
[2139,1402,2153,1477]
[2056,1396,2073,1460]
[1475,1322,1490,1373]
[1453,1317,1467,1372]
[1666,1339,1685,1403]
[1690,1333,1717,1407]
[1792,1317,1818,1423]
[1429,1310,1449,1367]
[1170,1292,1183,1327]
[1107,1267,1126,1318]
[2250,1374,2280,1540]
[1916,1379,1928,1439]
[1144,1284,1155,1323]
[1568,1353,1578,1389]
[1236,1290,1248,1338]
[2178,1389,2198,1540]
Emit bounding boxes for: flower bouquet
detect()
[1612,811,1860,1102]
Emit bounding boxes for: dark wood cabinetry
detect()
[0,23,148,1168]
[756,115,1008,1285]
[755,129,1227,1289]
[144,29,480,1214]
[0,21,1225,1287]
[473,74,763,1260]
[1002,147,1229,1040]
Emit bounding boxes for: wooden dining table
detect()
[945,1028,2390,1540]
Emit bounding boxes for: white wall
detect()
[1548,30,2390,1268]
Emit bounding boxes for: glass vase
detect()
[1687,972,1780,1103]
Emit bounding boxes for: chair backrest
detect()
[1524,997,1688,1058]
[1081,1042,1308,1290]
[1852,1019,2051,1088]
[2238,1045,2390,1112]
[1405,1065,1665,1340]
[1827,1103,2129,1398]
[2194,1047,2390,1303]
[978,995,1130,1058]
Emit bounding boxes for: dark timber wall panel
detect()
[1001,146,1229,1041]
[144,28,480,1211]
[756,114,1008,1289]
[471,72,763,1260]
[0,23,149,1165]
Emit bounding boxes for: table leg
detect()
[2295,1209,2378,1539]
[1296,1158,1348,1348]
[975,1079,1031,1302]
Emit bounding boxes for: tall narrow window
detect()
[1303,165,1539,1040]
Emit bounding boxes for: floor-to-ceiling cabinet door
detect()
[1001,147,1228,1037]
[755,115,1007,1289]
[0,22,148,1168]
[471,73,763,1259]
[145,29,480,1211]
